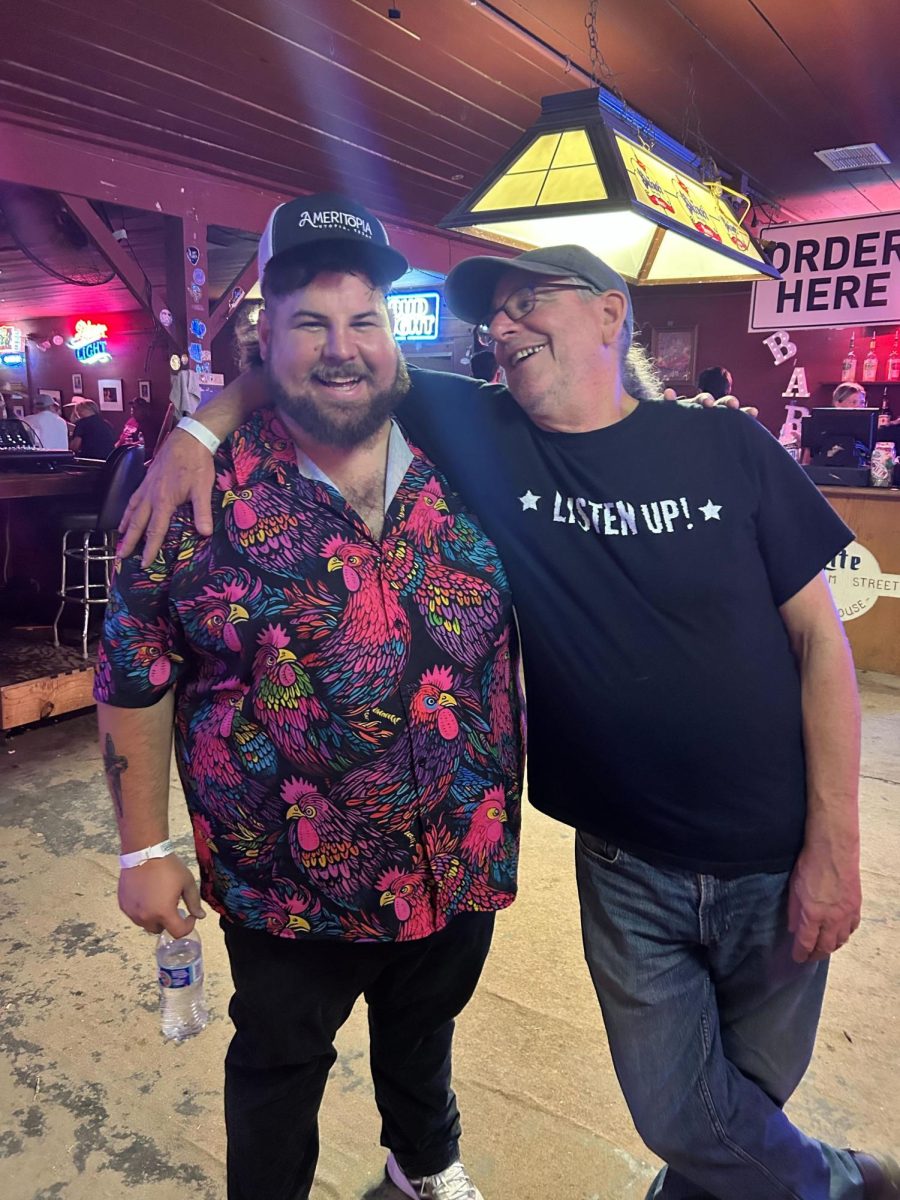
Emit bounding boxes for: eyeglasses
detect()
[476,282,600,347]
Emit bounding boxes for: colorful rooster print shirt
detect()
[95,408,524,943]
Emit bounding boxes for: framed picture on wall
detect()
[11,403,25,419]
[98,378,124,412]
[137,379,152,402]
[650,326,697,388]
[41,389,63,407]
[71,372,83,394]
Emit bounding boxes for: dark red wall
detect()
[0,311,171,438]
[632,283,899,434]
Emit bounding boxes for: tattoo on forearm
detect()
[103,733,129,819]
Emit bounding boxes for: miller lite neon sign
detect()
[68,320,111,364]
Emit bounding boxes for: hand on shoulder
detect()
[117,427,216,567]
[664,390,759,420]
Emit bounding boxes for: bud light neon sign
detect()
[387,292,441,342]
[68,320,111,364]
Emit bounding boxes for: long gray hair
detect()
[621,337,665,401]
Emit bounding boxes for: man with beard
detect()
[94,195,523,1200]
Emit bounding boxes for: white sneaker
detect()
[386,1152,485,1200]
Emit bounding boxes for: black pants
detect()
[222,912,495,1200]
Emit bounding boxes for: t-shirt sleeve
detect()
[398,366,509,463]
[737,413,854,606]
[93,514,190,708]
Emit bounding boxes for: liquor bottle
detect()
[840,333,857,382]
[886,330,900,382]
[862,336,879,383]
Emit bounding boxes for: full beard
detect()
[268,356,411,449]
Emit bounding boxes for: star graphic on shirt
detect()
[699,499,722,521]
[518,490,541,511]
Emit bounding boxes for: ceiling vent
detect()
[814,143,890,171]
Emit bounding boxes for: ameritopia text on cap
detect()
[296,207,375,238]
[257,191,409,282]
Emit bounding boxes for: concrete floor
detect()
[1,674,898,1200]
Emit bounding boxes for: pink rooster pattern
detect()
[384,476,502,670]
[284,535,410,715]
[186,567,261,653]
[96,406,523,943]
[217,466,335,577]
[337,664,488,832]
[251,622,388,774]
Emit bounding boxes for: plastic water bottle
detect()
[157,925,209,1041]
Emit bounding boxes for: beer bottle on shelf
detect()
[886,330,900,383]
[840,333,857,382]
[862,335,879,383]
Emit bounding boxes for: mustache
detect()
[312,363,373,382]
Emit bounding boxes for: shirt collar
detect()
[293,419,413,510]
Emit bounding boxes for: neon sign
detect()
[0,351,25,367]
[387,292,441,342]
[68,320,111,364]
[0,326,23,353]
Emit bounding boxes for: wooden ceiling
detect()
[0,195,259,322]
[1,0,898,320]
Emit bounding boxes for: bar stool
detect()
[52,445,146,659]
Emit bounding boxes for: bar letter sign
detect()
[749,211,900,331]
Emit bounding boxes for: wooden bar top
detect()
[819,485,900,502]
[0,466,102,500]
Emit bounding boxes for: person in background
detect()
[115,397,148,449]
[70,398,116,459]
[832,382,867,408]
[24,393,69,450]
[114,395,165,460]
[469,348,501,384]
[697,364,734,400]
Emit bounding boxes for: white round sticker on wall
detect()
[825,541,900,622]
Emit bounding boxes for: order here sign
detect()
[749,211,900,331]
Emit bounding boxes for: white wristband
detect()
[119,839,176,869]
[176,416,221,455]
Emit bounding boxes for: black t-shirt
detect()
[73,414,116,459]
[399,369,853,874]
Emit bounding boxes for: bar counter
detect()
[819,486,900,675]
[0,463,105,728]
[0,461,103,603]
[0,463,103,500]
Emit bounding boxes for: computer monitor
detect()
[801,407,878,465]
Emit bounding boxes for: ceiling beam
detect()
[1,119,509,272]
[59,193,179,347]
[207,252,260,342]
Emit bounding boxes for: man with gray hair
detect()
[119,235,896,1198]
[24,393,69,450]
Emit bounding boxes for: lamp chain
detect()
[584,0,601,85]
[682,57,719,184]
[583,1,653,148]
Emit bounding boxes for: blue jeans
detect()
[575,833,864,1200]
